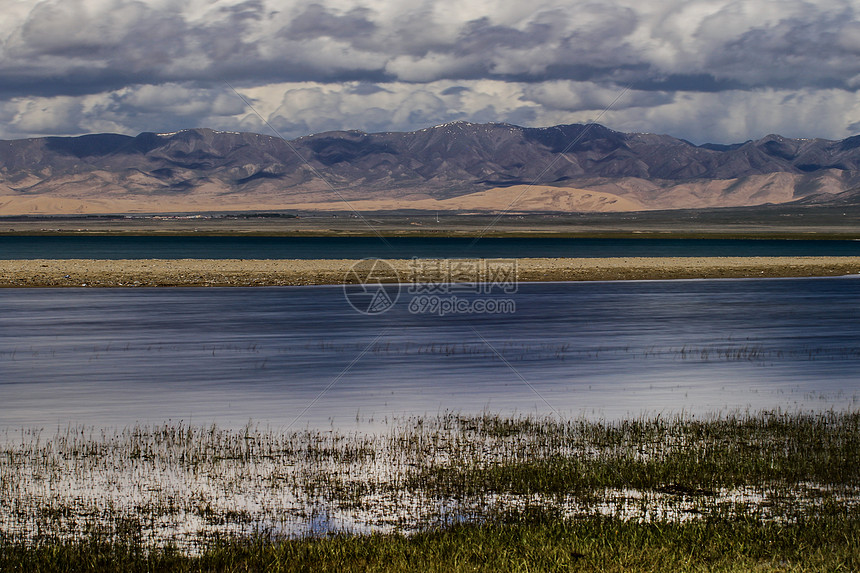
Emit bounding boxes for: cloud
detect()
[1,0,860,142]
[4,79,860,146]
[521,81,673,112]
[592,88,860,144]
[11,97,87,135]
[286,4,377,42]
[0,83,250,138]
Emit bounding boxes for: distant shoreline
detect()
[2,256,859,287]
[2,208,859,240]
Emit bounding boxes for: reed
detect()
[1,410,858,570]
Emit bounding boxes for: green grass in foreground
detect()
[3,516,859,572]
[3,411,858,571]
[418,412,860,496]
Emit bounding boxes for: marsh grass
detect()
[421,410,860,495]
[1,410,858,570]
[3,515,859,572]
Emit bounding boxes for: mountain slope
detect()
[2,123,860,214]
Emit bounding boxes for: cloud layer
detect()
[2,0,860,143]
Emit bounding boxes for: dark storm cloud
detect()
[4,0,860,98]
[702,13,860,90]
[2,0,860,142]
[348,83,391,95]
[453,17,548,54]
[629,74,746,93]
[287,4,377,41]
[8,1,187,63]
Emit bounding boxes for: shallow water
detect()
[1,277,859,430]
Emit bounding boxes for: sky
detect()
[2,0,860,144]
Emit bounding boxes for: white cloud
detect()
[595,89,860,144]
[4,80,860,145]
[10,97,86,135]
[521,81,673,112]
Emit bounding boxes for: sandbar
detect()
[2,257,860,287]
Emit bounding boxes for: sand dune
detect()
[0,185,644,215]
[0,171,850,216]
[284,185,647,212]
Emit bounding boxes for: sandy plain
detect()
[2,257,860,287]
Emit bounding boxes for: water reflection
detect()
[1,277,858,430]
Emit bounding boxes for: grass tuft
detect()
[1,410,858,570]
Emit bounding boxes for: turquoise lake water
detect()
[2,236,860,259]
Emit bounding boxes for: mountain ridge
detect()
[3,122,860,215]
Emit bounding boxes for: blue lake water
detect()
[1,277,858,430]
[2,236,860,259]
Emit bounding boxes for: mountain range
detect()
[2,122,860,215]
